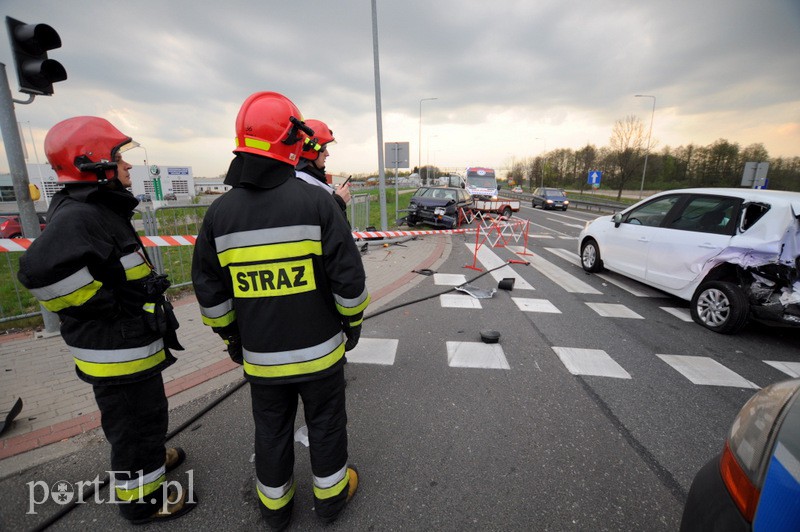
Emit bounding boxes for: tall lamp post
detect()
[419,97,437,183]
[535,137,547,189]
[635,94,656,199]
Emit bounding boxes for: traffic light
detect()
[5,16,67,96]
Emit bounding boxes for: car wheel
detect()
[502,207,512,218]
[531,201,536,208]
[9,233,22,239]
[580,238,603,273]
[690,281,749,334]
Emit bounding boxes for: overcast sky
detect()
[1,0,798,178]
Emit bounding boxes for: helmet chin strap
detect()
[74,155,118,184]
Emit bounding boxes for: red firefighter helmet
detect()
[301,119,336,161]
[44,116,138,184]
[234,91,310,166]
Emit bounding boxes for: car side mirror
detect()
[613,213,623,227]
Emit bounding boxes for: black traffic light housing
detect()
[5,16,67,96]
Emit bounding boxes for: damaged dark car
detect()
[403,186,473,229]
[578,188,800,334]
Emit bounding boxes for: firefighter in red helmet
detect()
[17,116,196,524]
[192,92,368,529]
[296,118,351,214]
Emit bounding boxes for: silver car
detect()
[578,188,800,334]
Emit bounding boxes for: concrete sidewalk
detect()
[0,234,452,466]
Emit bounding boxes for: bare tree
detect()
[609,115,646,200]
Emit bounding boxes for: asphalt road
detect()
[2,203,798,531]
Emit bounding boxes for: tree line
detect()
[505,115,800,199]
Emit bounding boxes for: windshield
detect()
[418,188,457,201]
[467,176,497,188]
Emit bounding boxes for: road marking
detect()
[585,302,644,319]
[764,361,800,378]
[555,221,585,229]
[508,246,601,294]
[544,247,581,267]
[657,355,759,389]
[446,341,510,369]
[466,243,535,290]
[511,297,561,313]
[346,338,398,365]
[552,347,631,379]
[434,273,467,286]
[440,294,482,309]
[596,273,670,298]
[660,307,693,322]
[558,235,579,239]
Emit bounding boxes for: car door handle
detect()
[699,243,720,249]
[638,237,649,243]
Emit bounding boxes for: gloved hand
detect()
[224,335,243,365]
[343,325,361,352]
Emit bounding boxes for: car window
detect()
[544,188,561,196]
[442,190,456,201]
[623,195,682,227]
[740,202,771,231]
[667,195,741,235]
[416,188,432,197]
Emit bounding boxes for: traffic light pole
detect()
[0,62,60,335]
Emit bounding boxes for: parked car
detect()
[163,193,177,201]
[512,186,523,194]
[404,186,473,229]
[135,193,152,202]
[0,214,46,238]
[680,378,800,531]
[578,188,800,334]
[531,187,569,210]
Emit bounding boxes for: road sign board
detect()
[385,142,409,168]
[588,171,602,185]
[153,177,163,200]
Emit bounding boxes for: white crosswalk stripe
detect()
[440,294,482,309]
[764,361,800,378]
[434,273,467,286]
[346,338,398,365]
[512,297,561,313]
[586,302,644,319]
[552,347,631,379]
[660,307,692,322]
[657,355,759,389]
[447,341,510,369]
[465,243,535,290]
[508,245,600,294]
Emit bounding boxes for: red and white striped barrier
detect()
[0,228,481,252]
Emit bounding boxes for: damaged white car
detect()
[578,188,800,334]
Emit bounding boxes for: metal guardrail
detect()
[500,191,627,214]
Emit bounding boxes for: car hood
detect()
[409,197,456,207]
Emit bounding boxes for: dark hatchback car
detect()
[404,186,473,229]
[0,214,47,238]
[531,187,570,210]
[680,378,800,531]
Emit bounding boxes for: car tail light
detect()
[720,379,800,522]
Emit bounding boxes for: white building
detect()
[2,164,196,205]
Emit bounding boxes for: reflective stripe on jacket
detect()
[192,171,369,384]
[17,186,176,384]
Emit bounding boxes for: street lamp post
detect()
[535,137,546,189]
[419,97,437,183]
[635,94,656,199]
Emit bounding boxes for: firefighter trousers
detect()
[93,373,168,521]
[250,366,350,526]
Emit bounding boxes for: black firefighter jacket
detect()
[17,185,178,385]
[191,155,369,384]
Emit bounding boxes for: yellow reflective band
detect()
[201,311,236,328]
[336,293,370,317]
[74,349,167,378]
[257,482,295,510]
[40,280,103,313]
[115,474,165,501]
[347,316,364,327]
[217,240,322,267]
[243,343,344,379]
[244,137,272,153]
[313,470,349,500]
[231,258,316,298]
[143,302,155,313]
[125,262,152,281]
